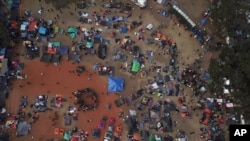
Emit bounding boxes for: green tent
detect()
[54,27,59,33]
[131,60,140,73]
[53,41,61,47]
[86,41,93,48]
[67,27,77,33]
[64,132,71,140]
[70,33,76,39]
[149,135,156,141]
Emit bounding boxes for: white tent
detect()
[129,110,137,116]
[223,88,230,94]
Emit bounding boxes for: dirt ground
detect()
[5,0,221,140]
[7,58,122,141]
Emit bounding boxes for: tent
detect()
[149,135,156,141]
[54,26,59,33]
[40,53,52,63]
[68,27,77,39]
[120,26,128,34]
[125,116,138,135]
[52,41,61,47]
[108,77,124,93]
[200,18,207,26]
[26,46,40,59]
[86,41,93,48]
[0,76,8,99]
[56,46,69,55]
[94,34,103,43]
[64,132,71,140]
[67,27,77,33]
[0,59,8,76]
[71,136,79,141]
[38,27,47,35]
[131,60,140,73]
[16,122,31,136]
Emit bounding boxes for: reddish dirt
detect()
[6,57,122,141]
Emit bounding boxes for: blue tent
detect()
[120,26,128,34]
[38,27,47,35]
[200,18,207,26]
[108,77,124,93]
[203,72,211,80]
[94,34,103,43]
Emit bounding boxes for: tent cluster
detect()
[19,17,55,39]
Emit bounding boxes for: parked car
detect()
[98,44,107,60]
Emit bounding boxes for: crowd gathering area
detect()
[0,0,230,141]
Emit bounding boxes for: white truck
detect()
[131,0,147,8]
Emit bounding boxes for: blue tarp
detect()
[108,77,124,93]
[38,27,47,35]
[120,26,128,34]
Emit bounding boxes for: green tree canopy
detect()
[208,42,250,120]
[0,18,10,48]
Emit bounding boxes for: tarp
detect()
[108,77,124,93]
[120,26,128,34]
[38,27,47,35]
[131,60,140,73]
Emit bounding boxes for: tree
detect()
[208,42,250,120]
[0,18,10,49]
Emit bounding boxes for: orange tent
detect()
[116,124,122,133]
[133,133,139,141]
[28,21,37,31]
[9,20,18,29]
[156,33,162,39]
[59,128,65,135]
[204,108,211,114]
[54,128,60,135]
[46,47,57,54]
[161,35,168,41]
